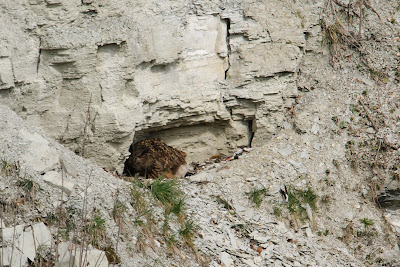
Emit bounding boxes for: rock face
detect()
[0,0,319,172]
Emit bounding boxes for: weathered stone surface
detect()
[42,170,76,195]
[19,128,59,173]
[0,0,314,172]
[58,242,108,267]
[1,222,53,266]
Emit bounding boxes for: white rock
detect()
[246,177,258,182]
[188,172,214,183]
[42,171,76,195]
[58,242,108,267]
[220,252,234,267]
[19,222,53,261]
[0,218,6,228]
[2,225,24,243]
[283,121,292,129]
[305,227,314,238]
[278,147,292,156]
[300,151,310,159]
[311,124,319,134]
[59,156,78,177]
[1,246,27,267]
[242,258,257,267]
[234,204,247,213]
[313,143,323,150]
[254,256,262,265]
[19,128,59,173]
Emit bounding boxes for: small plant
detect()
[273,206,282,218]
[287,186,318,222]
[112,198,127,222]
[359,217,374,230]
[150,177,182,206]
[16,178,35,192]
[246,187,267,207]
[165,234,178,246]
[345,140,355,149]
[86,210,106,246]
[299,187,318,210]
[349,104,360,113]
[317,229,329,236]
[30,245,54,267]
[288,191,305,214]
[1,159,19,176]
[179,219,198,242]
[105,245,121,265]
[339,121,348,129]
[171,197,186,217]
[215,195,234,211]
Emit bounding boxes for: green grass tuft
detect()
[150,178,182,206]
[246,187,267,207]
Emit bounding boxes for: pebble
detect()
[300,151,310,158]
[220,252,234,267]
[278,147,293,156]
[313,143,323,150]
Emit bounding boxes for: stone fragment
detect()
[313,143,323,150]
[1,246,27,267]
[57,242,108,267]
[220,252,234,267]
[59,156,78,177]
[300,151,310,158]
[241,258,257,267]
[188,172,214,183]
[1,222,52,265]
[42,171,76,195]
[311,124,319,134]
[19,128,59,173]
[2,225,24,243]
[278,147,292,156]
[0,57,14,89]
[246,176,258,182]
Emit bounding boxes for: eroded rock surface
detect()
[0,0,320,172]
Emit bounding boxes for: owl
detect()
[123,138,187,179]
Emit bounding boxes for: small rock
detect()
[42,171,76,195]
[254,256,262,265]
[311,124,319,134]
[246,177,258,182]
[2,225,24,243]
[313,143,323,150]
[1,246,27,267]
[278,147,292,156]
[234,204,246,213]
[220,252,234,267]
[19,128,59,173]
[305,227,314,238]
[58,243,108,267]
[283,121,292,129]
[242,258,257,267]
[0,218,6,228]
[59,156,78,177]
[244,208,254,219]
[188,172,214,183]
[300,151,310,159]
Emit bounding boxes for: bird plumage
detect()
[123,138,187,178]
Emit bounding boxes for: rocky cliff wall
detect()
[0,0,322,172]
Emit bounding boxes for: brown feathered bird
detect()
[123,138,188,179]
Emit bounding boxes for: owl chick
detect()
[123,138,188,179]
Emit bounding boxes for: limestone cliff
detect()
[0,0,320,172]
